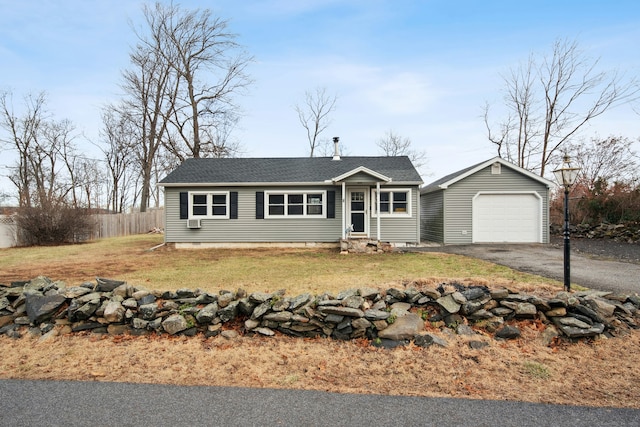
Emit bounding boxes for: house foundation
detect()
[339,238,394,254]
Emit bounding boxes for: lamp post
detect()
[553,155,580,292]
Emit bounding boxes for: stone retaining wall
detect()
[551,221,640,243]
[1,277,639,346]
[339,239,394,254]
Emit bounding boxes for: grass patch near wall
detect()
[521,361,552,379]
[0,234,562,294]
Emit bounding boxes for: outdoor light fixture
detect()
[553,155,580,292]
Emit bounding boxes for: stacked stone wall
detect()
[551,221,640,243]
[1,277,638,346]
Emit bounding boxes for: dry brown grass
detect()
[1,235,639,408]
[1,324,639,408]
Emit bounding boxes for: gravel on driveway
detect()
[551,237,640,264]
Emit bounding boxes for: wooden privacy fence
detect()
[92,209,164,239]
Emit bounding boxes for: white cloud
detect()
[283,57,439,115]
[361,71,436,115]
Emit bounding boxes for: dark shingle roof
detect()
[420,161,485,193]
[159,156,423,185]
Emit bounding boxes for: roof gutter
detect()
[158,181,340,188]
[159,180,423,188]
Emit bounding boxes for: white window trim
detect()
[371,188,412,217]
[265,190,327,219]
[188,191,230,219]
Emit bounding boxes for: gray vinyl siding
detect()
[164,186,342,243]
[420,190,444,243]
[369,186,420,243]
[165,184,421,244]
[343,172,381,183]
[441,165,550,245]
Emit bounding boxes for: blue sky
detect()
[1,0,639,196]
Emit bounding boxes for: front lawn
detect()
[0,234,561,295]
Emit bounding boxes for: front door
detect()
[348,188,368,236]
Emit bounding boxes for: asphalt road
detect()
[412,243,640,295]
[1,379,639,427]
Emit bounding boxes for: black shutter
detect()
[256,191,264,219]
[327,190,335,219]
[230,192,238,219]
[179,192,188,219]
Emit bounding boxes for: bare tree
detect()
[74,158,104,210]
[117,2,251,211]
[195,111,243,158]
[0,90,95,244]
[51,118,87,208]
[376,129,428,172]
[24,119,65,210]
[485,38,639,176]
[0,91,47,207]
[0,91,82,209]
[484,54,541,169]
[567,135,639,190]
[119,38,175,212]
[139,2,252,161]
[294,87,337,157]
[100,106,137,213]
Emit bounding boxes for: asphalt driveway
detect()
[409,241,640,295]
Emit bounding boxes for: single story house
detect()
[420,157,555,245]
[158,154,423,248]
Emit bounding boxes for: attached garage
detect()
[420,157,554,245]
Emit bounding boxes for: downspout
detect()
[416,189,421,244]
[341,181,346,239]
[376,182,381,241]
[147,242,166,252]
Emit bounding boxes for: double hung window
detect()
[266,191,326,218]
[372,189,411,216]
[189,192,229,219]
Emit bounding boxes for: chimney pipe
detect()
[332,136,340,160]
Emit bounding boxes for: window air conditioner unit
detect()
[187,219,201,229]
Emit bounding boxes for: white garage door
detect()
[473,193,541,243]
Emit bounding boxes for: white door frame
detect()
[347,187,369,237]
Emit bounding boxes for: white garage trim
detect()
[472,191,543,243]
